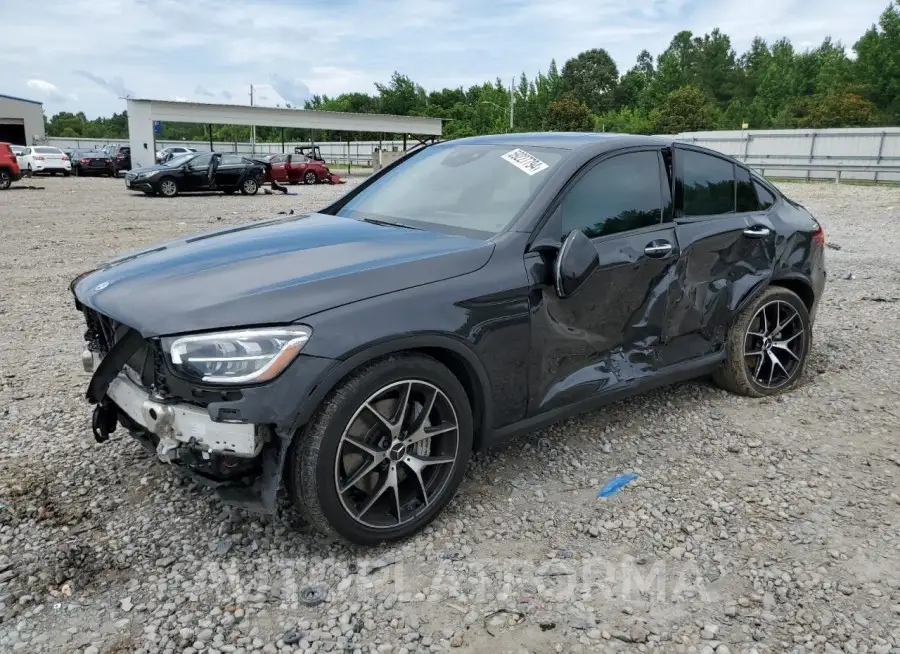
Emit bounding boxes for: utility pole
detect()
[249,84,256,155]
[509,77,515,132]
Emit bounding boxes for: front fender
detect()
[287,332,494,441]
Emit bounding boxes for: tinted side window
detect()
[191,153,213,167]
[754,180,775,210]
[561,151,663,239]
[735,165,759,212]
[681,150,735,216]
[220,154,243,165]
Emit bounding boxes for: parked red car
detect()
[0,142,23,190]
[256,153,340,185]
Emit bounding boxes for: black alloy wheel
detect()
[714,286,811,397]
[288,354,473,544]
[743,300,805,389]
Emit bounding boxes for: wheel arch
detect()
[768,275,816,312]
[291,334,493,451]
[732,273,816,320]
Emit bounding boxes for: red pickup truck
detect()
[0,142,23,190]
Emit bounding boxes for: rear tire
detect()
[286,354,473,545]
[713,286,811,398]
[304,171,317,185]
[63,171,70,177]
[240,178,259,195]
[0,171,10,190]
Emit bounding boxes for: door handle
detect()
[644,241,674,258]
[743,225,771,238]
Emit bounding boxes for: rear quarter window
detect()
[754,180,776,210]
[681,149,736,216]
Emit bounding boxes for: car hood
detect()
[129,163,180,174]
[72,213,494,337]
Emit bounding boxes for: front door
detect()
[527,148,681,414]
[659,147,777,365]
[183,153,215,191]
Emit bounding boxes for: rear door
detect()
[659,146,776,365]
[527,148,681,413]
[269,154,288,181]
[214,154,244,187]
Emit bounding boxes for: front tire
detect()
[158,177,178,197]
[287,354,473,545]
[713,286,811,397]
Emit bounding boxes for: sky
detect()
[0,0,892,118]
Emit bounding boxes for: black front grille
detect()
[82,308,163,390]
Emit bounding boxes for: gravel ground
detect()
[0,175,899,654]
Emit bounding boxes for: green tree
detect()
[651,86,717,133]
[561,49,619,113]
[795,92,878,127]
[375,72,425,116]
[855,1,900,121]
[542,95,593,131]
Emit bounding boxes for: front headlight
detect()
[166,327,312,384]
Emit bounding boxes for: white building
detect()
[0,93,45,146]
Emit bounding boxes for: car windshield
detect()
[35,146,62,154]
[163,153,196,167]
[335,143,563,235]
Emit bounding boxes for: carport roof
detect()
[127,98,442,136]
[0,93,43,105]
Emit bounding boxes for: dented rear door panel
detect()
[660,213,776,365]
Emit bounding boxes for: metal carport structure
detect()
[125,98,443,169]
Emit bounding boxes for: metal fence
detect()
[41,137,409,168]
[43,128,900,182]
[673,127,900,183]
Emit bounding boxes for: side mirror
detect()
[554,229,599,298]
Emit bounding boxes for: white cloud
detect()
[25,78,75,103]
[26,79,60,94]
[0,0,891,117]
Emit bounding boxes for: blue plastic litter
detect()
[597,473,639,498]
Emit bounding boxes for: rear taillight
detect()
[812,223,824,248]
[61,156,68,161]
[116,154,124,159]
[80,158,90,164]
[34,155,44,160]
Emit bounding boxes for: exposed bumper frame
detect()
[107,373,262,458]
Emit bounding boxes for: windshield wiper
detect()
[360,217,420,230]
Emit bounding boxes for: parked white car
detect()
[10,145,26,169]
[20,146,71,176]
[155,146,197,164]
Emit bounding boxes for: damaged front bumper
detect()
[82,348,287,512]
[106,372,264,459]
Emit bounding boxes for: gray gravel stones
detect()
[1,177,900,652]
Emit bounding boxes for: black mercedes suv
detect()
[71,133,826,544]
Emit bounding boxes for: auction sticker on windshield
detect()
[501,148,550,176]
